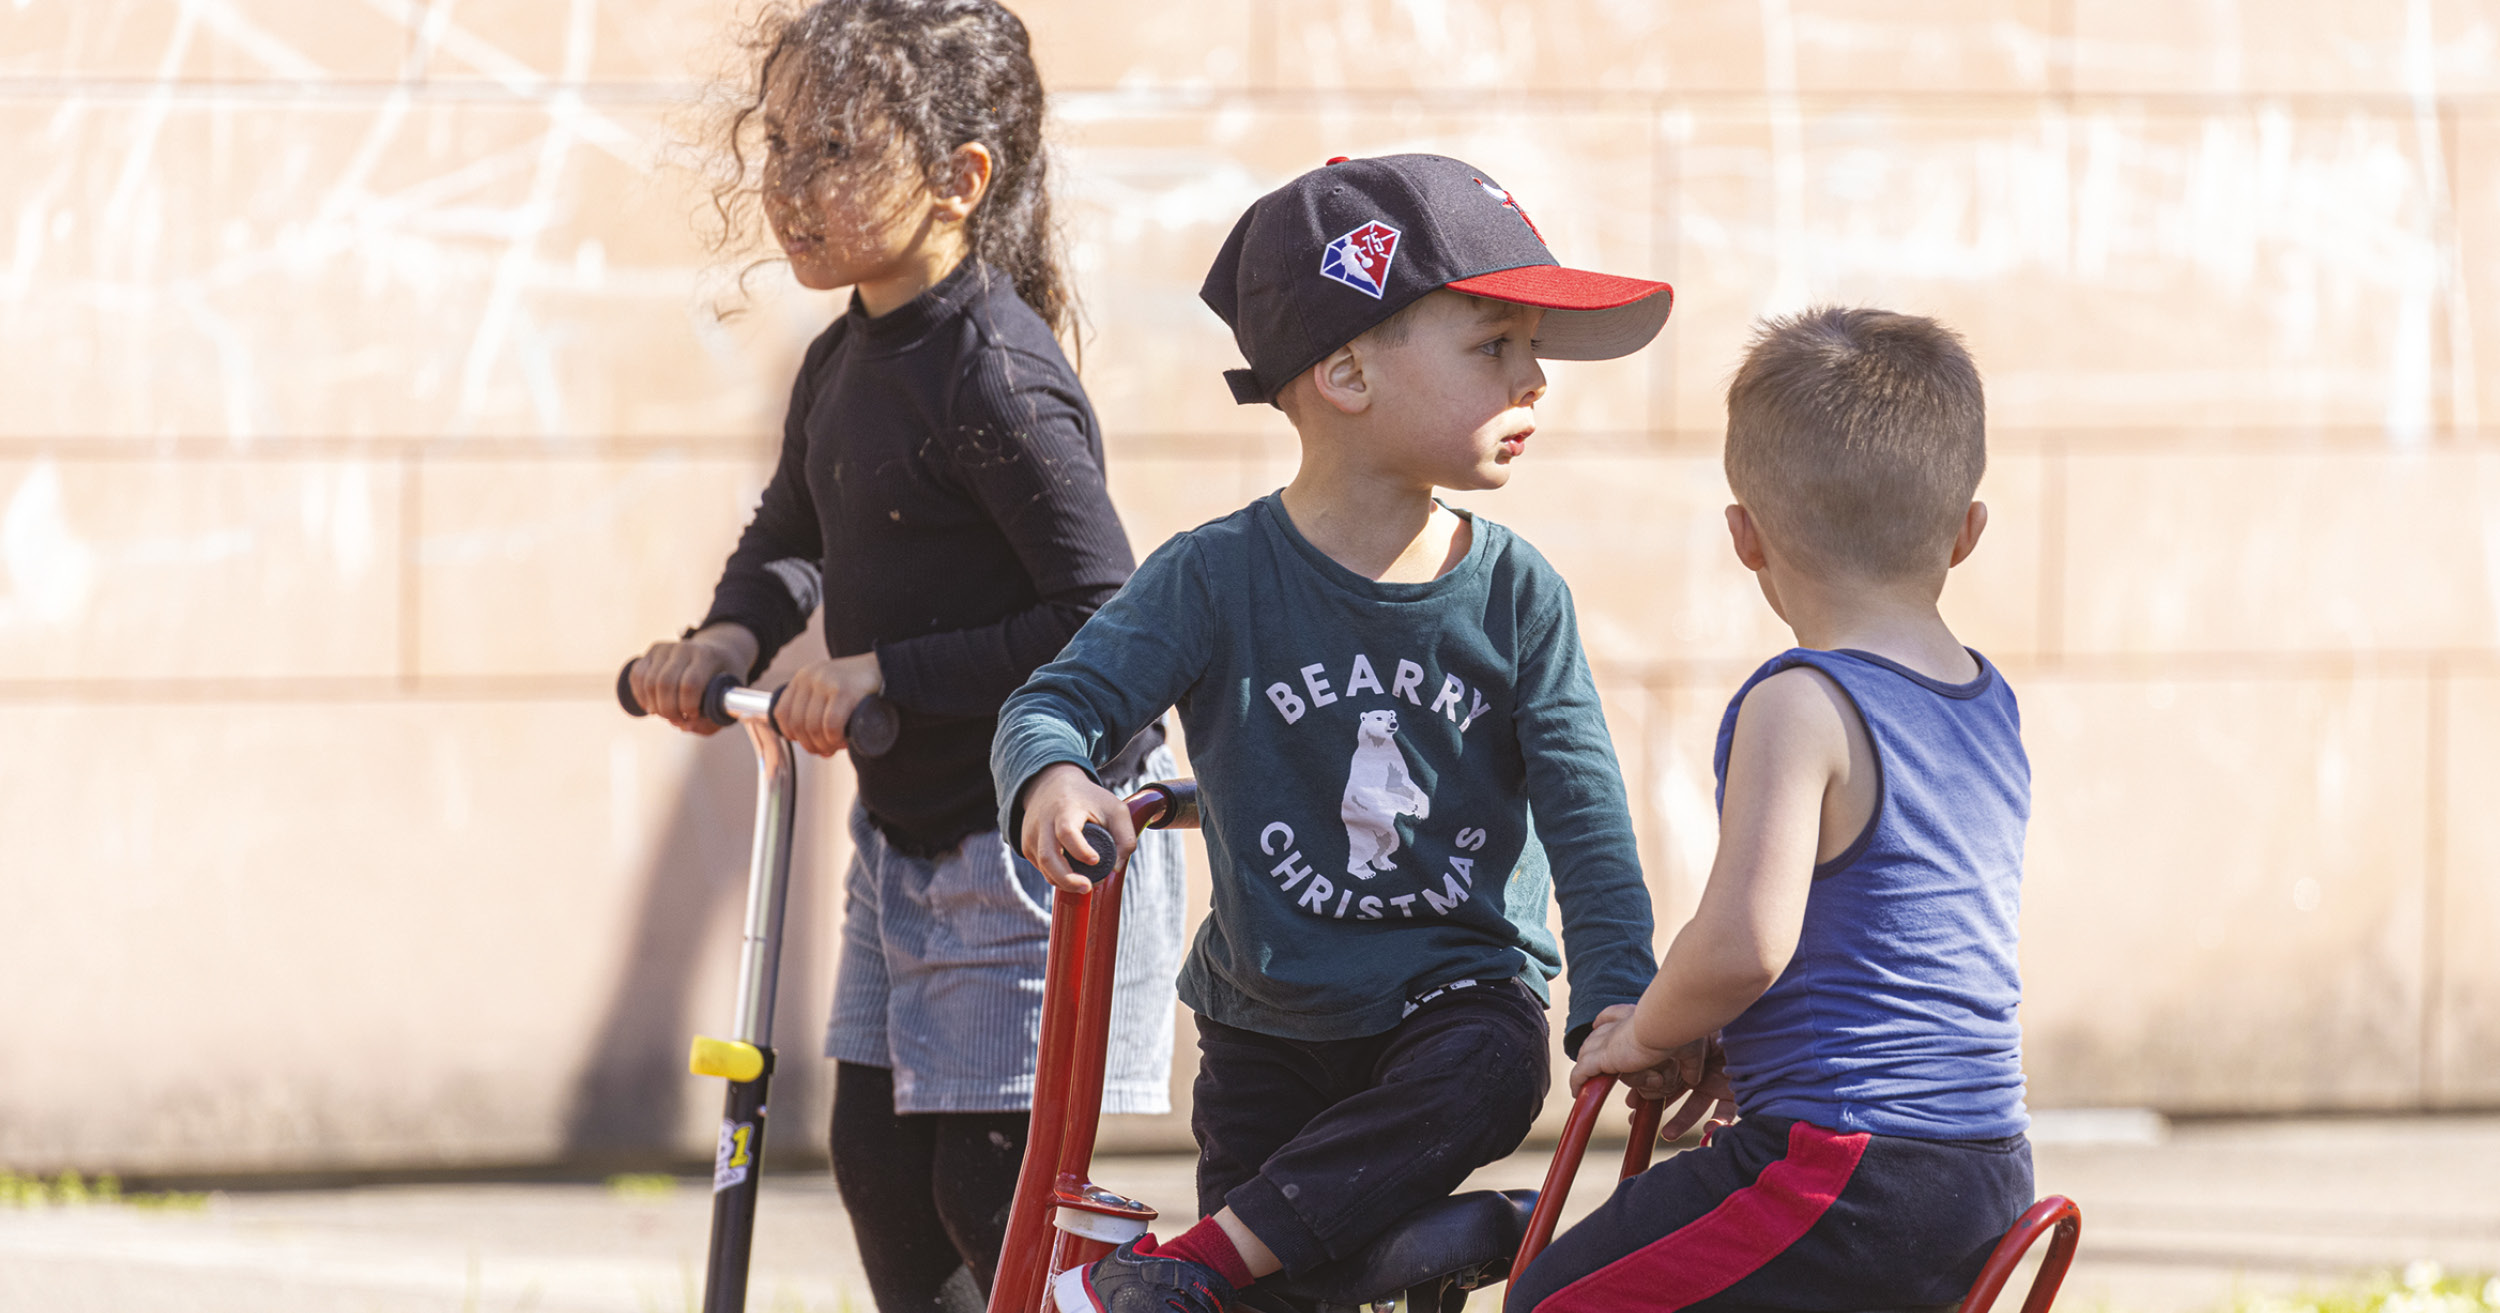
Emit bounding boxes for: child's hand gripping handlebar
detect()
[615,658,900,757]
[1062,823,1117,884]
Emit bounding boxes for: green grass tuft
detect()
[2217,1263,2500,1313]
[0,1170,205,1211]
[605,1172,681,1199]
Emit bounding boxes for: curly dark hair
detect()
[709,0,1072,338]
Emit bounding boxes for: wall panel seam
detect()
[5,656,2491,704]
[2424,658,2449,1106]
[9,430,2496,460]
[399,448,422,692]
[9,82,2500,116]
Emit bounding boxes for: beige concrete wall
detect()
[4,0,2497,1174]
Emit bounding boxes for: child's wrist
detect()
[1032,761,1090,790]
[830,649,884,696]
[688,623,761,677]
[1017,761,1093,816]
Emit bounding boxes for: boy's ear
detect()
[934,142,995,221]
[1725,503,1769,572]
[1947,501,1988,568]
[1309,343,1373,415]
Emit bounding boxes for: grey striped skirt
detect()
[825,745,1186,1114]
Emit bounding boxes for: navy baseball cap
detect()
[1200,153,1675,405]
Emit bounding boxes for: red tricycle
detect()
[988,780,2083,1313]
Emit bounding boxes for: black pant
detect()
[1192,979,1550,1276]
[831,1062,1031,1313]
[1503,1114,2033,1313]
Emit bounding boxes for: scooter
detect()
[613,662,897,1313]
[989,780,2086,1313]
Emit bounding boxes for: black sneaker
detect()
[1052,1239,1238,1313]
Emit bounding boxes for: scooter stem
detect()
[699,699,799,1313]
[731,714,798,1045]
[618,666,805,1313]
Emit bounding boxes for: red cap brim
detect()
[1447,264,1669,311]
[1445,264,1675,362]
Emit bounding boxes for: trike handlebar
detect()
[1515,1076,1663,1276]
[1067,823,1117,883]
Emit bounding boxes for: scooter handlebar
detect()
[846,694,901,757]
[616,658,651,718]
[618,660,744,728]
[696,671,745,728]
[617,656,899,757]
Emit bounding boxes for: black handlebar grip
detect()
[846,695,900,759]
[616,659,648,717]
[697,672,740,728]
[1066,822,1117,884]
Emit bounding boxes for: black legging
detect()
[832,1061,1032,1313]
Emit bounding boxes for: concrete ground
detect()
[3,1114,2495,1313]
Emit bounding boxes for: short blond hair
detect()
[1724,307,1985,579]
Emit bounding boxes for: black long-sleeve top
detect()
[702,260,1139,855]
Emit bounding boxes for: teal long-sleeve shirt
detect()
[993,493,1656,1049]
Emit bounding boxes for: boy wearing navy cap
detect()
[991,153,1673,1313]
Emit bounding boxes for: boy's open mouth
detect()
[1500,429,1533,458]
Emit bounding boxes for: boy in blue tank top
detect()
[1508,307,2034,1313]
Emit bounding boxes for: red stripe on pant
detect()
[1535,1121,1871,1313]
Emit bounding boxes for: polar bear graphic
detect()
[1342,708,1431,878]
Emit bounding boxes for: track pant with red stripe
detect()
[1504,1114,2032,1313]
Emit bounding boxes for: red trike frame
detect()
[987,781,2079,1313]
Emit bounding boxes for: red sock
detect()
[1142,1215,1257,1290]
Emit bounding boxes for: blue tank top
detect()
[1713,647,2030,1140]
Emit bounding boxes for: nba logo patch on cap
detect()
[1320,220,1401,299]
